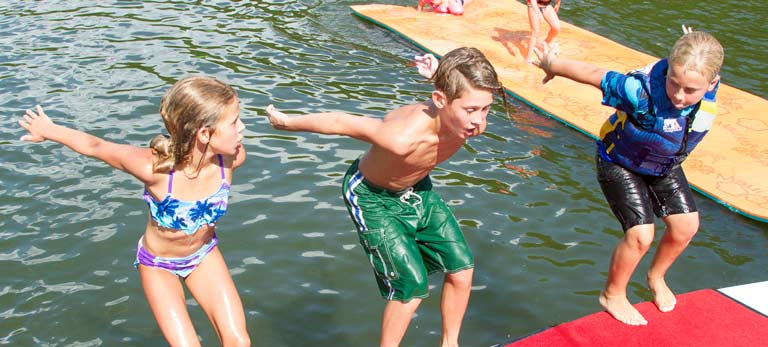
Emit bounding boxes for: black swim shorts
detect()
[595,150,698,231]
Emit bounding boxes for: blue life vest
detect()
[598,59,719,176]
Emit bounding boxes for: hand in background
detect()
[266,104,289,130]
[414,53,439,79]
[533,42,559,84]
[19,105,54,142]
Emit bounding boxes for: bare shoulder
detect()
[131,147,162,184]
[383,101,434,124]
[374,102,438,156]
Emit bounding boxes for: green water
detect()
[0,1,765,346]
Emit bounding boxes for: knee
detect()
[220,327,251,347]
[222,332,250,347]
[668,223,699,244]
[625,229,654,252]
[550,22,561,33]
[445,268,473,291]
[664,214,699,243]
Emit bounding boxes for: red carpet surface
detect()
[504,289,768,347]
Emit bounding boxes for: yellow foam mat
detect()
[351,0,768,222]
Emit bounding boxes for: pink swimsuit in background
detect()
[423,0,464,15]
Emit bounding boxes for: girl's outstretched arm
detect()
[19,105,155,182]
[534,43,608,87]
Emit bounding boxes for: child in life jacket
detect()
[534,29,723,326]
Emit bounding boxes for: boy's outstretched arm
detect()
[534,43,608,87]
[19,105,153,180]
[266,104,383,144]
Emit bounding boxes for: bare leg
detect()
[139,265,201,347]
[647,212,699,312]
[540,6,561,44]
[185,247,250,346]
[600,223,655,325]
[525,5,541,62]
[381,298,422,347]
[440,268,473,347]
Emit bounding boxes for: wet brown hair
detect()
[150,76,237,172]
[431,47,503,102]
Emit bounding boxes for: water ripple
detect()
[1,1,765,346]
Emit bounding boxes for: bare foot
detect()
[599,291,648,325]
[648,277,676,312]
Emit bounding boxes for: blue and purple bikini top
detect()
[143,154,230,235]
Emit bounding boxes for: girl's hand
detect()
[266,104,289,130]
[533,42,559,84]
[414,53,439,79]
[681,24,693,34]
[19,105,54,142]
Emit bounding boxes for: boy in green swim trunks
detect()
[266,47,502,347]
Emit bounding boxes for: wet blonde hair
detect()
[669,31,724,82]
[431,47,502,102]
[150,76,237,172]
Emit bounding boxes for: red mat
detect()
[504,289,768,347]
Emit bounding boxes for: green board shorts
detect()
[342,159,474,302]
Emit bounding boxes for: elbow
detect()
[83,137,106,157]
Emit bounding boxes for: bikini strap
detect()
[167,169,175,193]
[218,154,225,180]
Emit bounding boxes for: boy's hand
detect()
[266,104,289,130]
[414,53,439,79]
[19,105,53,142]
[533,42,559,84]
[681,24,693,34]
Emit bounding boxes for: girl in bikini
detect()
[18,76,249,346]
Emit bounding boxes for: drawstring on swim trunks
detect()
[399,187,423,218]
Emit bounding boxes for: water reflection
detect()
[1,1,766,346]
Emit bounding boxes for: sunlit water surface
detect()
[1,1,765,346]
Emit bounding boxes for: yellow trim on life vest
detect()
[600,111,628,140]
